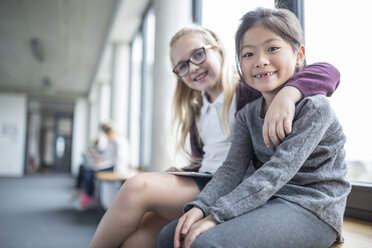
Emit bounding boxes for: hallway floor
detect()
[0,173,99,248]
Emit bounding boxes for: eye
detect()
[177,62,188,72]
[191,50,205,61]
[242,52,253,58]
[268,47,279,52]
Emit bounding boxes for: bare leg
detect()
[120,212,169,248]
[89,173,200,248]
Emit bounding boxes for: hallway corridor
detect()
[0,173,99,248]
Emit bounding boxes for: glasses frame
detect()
[172,44,215,77]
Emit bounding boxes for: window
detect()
[139,8,155,168]
[128,5,155,169]
[128,33,143,168]
[304,0,372,222]
[305,0,372,184]
[201,0,274,62]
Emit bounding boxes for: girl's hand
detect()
[182,215,217,248]
[263,86,303,147]
[166,166,183,172]
[174,207,204,248]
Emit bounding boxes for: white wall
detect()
[71,98,88,176]
[0,93,27,177]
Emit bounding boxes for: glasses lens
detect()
[175,62,188,77]
[190,48,206,64]
[173,47,207,77]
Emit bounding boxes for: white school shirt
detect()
[198,92,236,173]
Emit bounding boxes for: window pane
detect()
[140,8,155,168]
[129,34,143,168]
[305,0,372,183]
[202,0,274,62]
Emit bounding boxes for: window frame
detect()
[345,182,372,222]
[193,0,203,24]
[275,0,304,31]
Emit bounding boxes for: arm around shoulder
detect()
[285,62,340,97]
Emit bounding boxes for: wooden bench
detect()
[329,217,372,248]
[95,168,142,182]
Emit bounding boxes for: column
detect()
[150,0,192,171]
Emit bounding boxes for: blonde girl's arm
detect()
[262,62,340,147]
[262,86,302,147]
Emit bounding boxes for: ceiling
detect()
[0,0,149,101]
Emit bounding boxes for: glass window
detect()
[305,0,372,183]
[140,8,155,168]
[129,33,143,168]
[202,0,274,62]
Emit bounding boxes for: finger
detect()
[269,122,280,146]
[174,217,186,248]
[184,216,217,248]
[276,120,286,142]
[184,228,201,248]
[181,214,197,235]
[166,167,176,172]
[284,118,292,136]
[262,119,271,147]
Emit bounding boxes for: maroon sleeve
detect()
[235,81,262,112]
[189,120,203,159]
[284,62,340,97]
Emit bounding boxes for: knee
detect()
[190,232,223,248]
[191,237,214,248]
[116,173,152,204]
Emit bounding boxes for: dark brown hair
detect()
[235,7,306,77]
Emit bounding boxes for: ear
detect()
[296,45,305,67]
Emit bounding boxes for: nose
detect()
[189,62,200,73]
[255,53,269,68]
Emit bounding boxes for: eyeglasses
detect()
[173,44,215,77]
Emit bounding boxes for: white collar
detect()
[201,92,224,115]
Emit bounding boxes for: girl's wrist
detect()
[281,86,303,104]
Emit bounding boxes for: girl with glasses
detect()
[90,24,341,248]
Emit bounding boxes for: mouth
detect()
[253,71,276,78]
[194,71,208,81]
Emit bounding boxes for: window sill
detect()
[345,181,372,222]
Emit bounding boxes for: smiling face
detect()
[239,23,304,99]
[171,34,222,101]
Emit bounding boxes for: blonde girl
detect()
[90,24,340,248]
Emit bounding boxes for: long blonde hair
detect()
[170,25,239,162]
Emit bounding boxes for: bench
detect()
[329,217,372,248]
